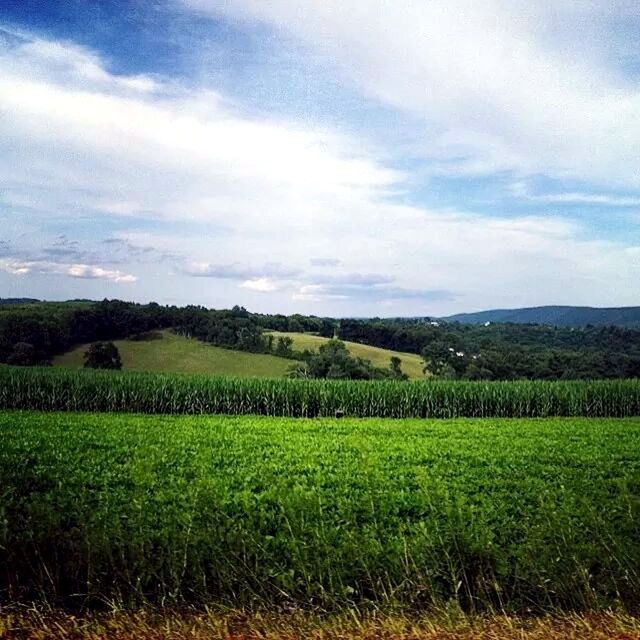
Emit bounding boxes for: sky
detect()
[1,0,639,316]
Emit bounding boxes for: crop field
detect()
[2,366,639,417]
[268,331,427,378]
[53,330,292,378]
[2,411,640,614]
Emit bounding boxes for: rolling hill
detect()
[0,298,40,306]
[442,305,640,327]
[54,330,292,378]
[268,331,426,379]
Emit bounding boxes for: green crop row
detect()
[0,366,639,417]
[2,412,640,612]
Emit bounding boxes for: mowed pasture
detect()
[2,411,640,612]
[268,331,427,378]
[53,330,292,378]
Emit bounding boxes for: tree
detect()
[389,356,408,380]
[84,342,122,370]
[304,339,384,380]
[274,336,294,357]
[6,342,38,366]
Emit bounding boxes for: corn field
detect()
[0,366,639,417]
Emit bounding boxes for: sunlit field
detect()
[2,411,639,614]
[54,330,292,378]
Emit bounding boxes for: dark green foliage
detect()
[389,356,408,380]
[84,342,122,370]
[274,336,295,357]
[0,367,639,417]
[0,299,176,365]
[339,319,640,380]
[304,339,388,380]
[3,299,640,379]
[255,312,336,336]
[6,342,38,366]
[0,298,40,306]
[1,412,640,612]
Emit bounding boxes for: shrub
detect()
[84,342,122,370]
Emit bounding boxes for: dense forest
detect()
[339,318,640,379]
[1,299,640,380]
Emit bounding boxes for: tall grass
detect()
[0,366,638,417]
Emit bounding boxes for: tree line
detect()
[339,318,640,379]
[2,299,640,379]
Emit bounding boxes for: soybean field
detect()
[1,411,640,613]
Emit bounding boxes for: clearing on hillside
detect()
[53,330,292,378]
[268,331,426,378]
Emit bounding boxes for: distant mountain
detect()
[0,298,40,306]
[442,305,640,328]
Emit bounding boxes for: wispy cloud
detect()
[184,262,300,280]
[1,25,640,313]
[189,0,640,189]
[310,258,341,267]
[529,193,640,207]
[509,181,640,207]
[0,259,137,283]
[294,282,455,303]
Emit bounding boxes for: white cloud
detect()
[185,262,300,279]
[0,32,400,231]
[1,28,640,313]
[0,259,137,283]
[240,277,280,292]
[187,0,640,189]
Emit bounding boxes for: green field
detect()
[53,330,291,378]
[3,366,639,417]
[268,331,427,379]
[2,411,639,612]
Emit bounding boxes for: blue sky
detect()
[1,0,639,315]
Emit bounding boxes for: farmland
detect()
[1,365,639,417]
[268,331,427,378]
[53,330,292,378]
[1,411,640,613]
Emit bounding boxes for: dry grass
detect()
[1,608,639,640]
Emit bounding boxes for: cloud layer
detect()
[190,0,640,189]
[1,16,639,314]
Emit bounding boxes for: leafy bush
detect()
[6,342,38,366]
[84,342,122,370]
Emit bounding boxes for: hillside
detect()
[268,331,426,379]
[0,298,40,306]
[442,305,640,327]
[54,330,292,378]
